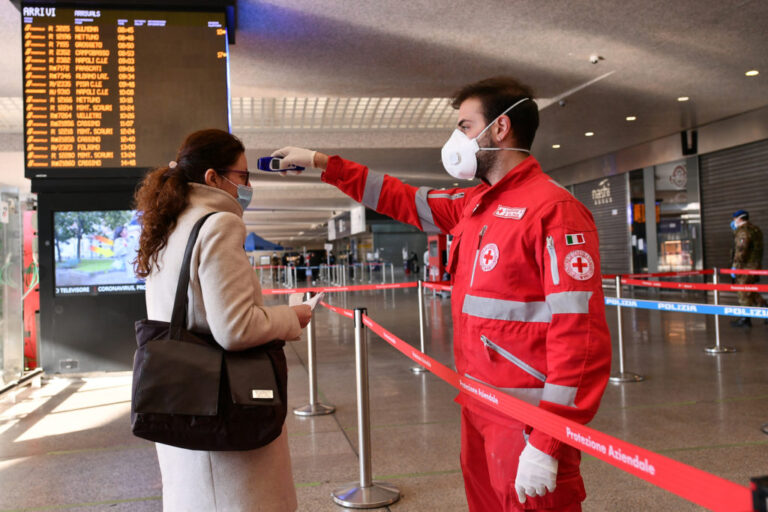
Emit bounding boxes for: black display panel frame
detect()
[21,1,232,180]
[37,178,147,373]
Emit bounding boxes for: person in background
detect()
[423,247,430,281]
[271,76,611,512]
[729,209,767,327]
[271,252,280,283]
[133,129,311,512]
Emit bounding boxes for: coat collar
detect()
[188,183,243,216]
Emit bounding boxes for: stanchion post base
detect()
[704,346,737,354]
[332,482,400,509]
[609,372,644,384]
[410,366,428,374]
[293,403,336,416]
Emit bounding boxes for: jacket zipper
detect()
[480,335,546,382]
[546,235,560,286]
[469,225,487,288]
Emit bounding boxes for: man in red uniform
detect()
[273,76,612,511]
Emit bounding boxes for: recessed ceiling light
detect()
[584,132,594,137]
[626,116,637,121]
[677,96,689,102]
[746,70,759,77]
[552,144,561,149]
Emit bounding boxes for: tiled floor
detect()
[1,285,767,511]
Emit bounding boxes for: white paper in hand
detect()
[303,292,325,310]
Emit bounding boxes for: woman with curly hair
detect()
[134,128,311,511]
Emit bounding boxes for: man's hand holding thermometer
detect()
[267,147,330,175]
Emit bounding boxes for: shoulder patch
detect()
[564,250,595,281]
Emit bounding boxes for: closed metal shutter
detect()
[572,174,630,274]
[700,139,768,270]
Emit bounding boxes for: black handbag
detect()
[131,212,288,451]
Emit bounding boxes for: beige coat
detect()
[145,184,301,512]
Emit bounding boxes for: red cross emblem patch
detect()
[564,250,595,281]
[479,243,499,272]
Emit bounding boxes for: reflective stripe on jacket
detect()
[321,155,611,459]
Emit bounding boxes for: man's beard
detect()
[475,132,498,182]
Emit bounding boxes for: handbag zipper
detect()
[546,235,560,286]
[469,225,488,288]
[480,334,546,382]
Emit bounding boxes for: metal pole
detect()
[294,292,336,417]
[390,263,395,284]
[706,267,736,354]
[609,275,644,383]
[332,309,400,508]
[381,262,386,284]
[411,280,428,374]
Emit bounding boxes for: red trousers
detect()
[460,406,585,511]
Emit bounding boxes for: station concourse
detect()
[1,1,768,511]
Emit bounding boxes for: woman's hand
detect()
[291,304,312,329]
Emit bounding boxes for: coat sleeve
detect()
[527,198,612,459]
[194,213,301,350]
[321,156,467,234]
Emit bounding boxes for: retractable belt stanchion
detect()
[609,275,644,383]
[390,263,395,284]
[411,280,428,374]
[332,309,401,509]
[294,292,336,417]
[381,263,387,284]
[705,267,737,354]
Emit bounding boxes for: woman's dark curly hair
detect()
[133,129,244,278]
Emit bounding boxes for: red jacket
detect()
[322,155,611,459]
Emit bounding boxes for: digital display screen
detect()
[53,210,144,295]
[22,5,229,177]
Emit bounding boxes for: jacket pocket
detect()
[480,334,546,382]
[546,235,559,286]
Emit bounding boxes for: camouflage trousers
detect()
[736,274,768,307]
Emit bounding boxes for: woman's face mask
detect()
[441,97,532,181]
[222,176,253,210]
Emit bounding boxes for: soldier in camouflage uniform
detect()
[729,210,767,327]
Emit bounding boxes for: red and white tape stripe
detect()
[623,269,715,279]
[622,277,768,293]
[261,281,418,295]
[721,268,768,276]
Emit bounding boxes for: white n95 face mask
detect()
[441,97,532,180]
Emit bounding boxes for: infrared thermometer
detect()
[256,157,305,172]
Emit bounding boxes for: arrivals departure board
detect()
[22,6,230,178]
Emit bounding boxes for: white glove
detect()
[270,146,317,175]
[514,442,558,504]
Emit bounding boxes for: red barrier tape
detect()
[423,281,453,292]
[623,269,715,279]
[318,303,752,511]
[720,268,768,276]
[261,282,418,295]
[622,277,768,293]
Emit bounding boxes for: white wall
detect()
[0,152,29,193]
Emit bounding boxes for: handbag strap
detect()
[169,212,218,339]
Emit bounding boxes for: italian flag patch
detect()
[565,233,585,245]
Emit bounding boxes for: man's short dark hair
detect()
[450,76,539,150]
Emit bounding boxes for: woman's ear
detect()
[203,168,219,187]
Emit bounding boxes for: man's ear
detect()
[495,115,515,146]
[203,168,219,187]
